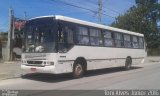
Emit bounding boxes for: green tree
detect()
[112,0,160,48]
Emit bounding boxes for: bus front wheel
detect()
[73,60,85,78]
[125,57,132,70]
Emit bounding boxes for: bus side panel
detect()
[65,46,146,71]
[54,61,73,74]
[87,59,125,70]
[55,53,74,74]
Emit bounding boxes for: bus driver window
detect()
[58,26,74,52]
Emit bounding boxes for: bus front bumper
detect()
[21,65,56,74]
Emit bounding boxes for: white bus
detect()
[21,15,146,78]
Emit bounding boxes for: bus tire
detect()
[125,57,132,70]
[73,60,85,78]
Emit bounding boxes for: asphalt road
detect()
[0,62,160,90]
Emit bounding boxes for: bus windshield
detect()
[23,17,58,53]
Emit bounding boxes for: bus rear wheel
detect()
[73,61,85,78]
[125,57,132,70]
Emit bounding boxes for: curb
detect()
[0,76,21,81]
[0,75,21,81]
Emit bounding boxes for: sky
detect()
[0,0,136,32]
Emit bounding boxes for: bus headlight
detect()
[43,61,46,65]
[43,61,54,66]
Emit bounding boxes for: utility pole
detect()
[7,7,14,61]
[23,11,27,39]
[98,0,103,24]
[24,11,27,20]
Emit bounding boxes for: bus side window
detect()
[124,34,131,48]
[132,36,139,48]
[64,26,74,44]
[139,37,144,49]
[115,33,124,48]
[103,31,114,47]
[90,28,101,46]
[77,26,90,45]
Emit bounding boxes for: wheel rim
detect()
[75,64,83,76]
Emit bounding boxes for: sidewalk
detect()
[0,61,22,81]
[0,56,160,81]
[144,56,160,63]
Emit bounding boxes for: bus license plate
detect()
[31,68,36,71]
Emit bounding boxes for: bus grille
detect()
[27,61,43,64]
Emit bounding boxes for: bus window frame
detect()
[103,30,114,47]
[89,28,102,46]
[58,20,145,50]
[76,25,90,46]
[114,32,124,48]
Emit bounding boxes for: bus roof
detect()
[30,15,144,37]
